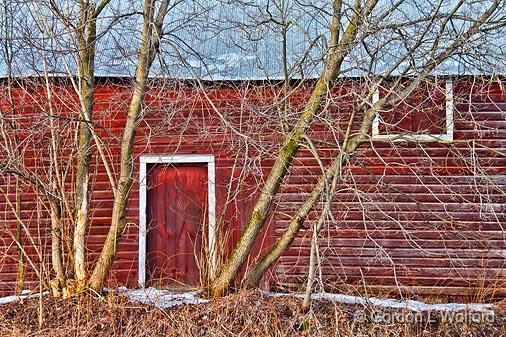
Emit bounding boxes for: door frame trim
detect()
[138,154,216,288]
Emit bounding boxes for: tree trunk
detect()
[49,200,66,296]
[73,1,98,289]
[242,81,387,288]
[209,0,381,297]
[74,98,92,288]
[241,5,502,282]
[241,152,348,288]
[88,88,145,290]
[88,0,169,291]
[301,228,319,313]
[301,165,341,312]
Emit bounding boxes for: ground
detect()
[0,290,505,336]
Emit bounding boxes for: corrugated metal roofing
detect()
[0,0,505,80]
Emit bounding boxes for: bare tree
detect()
[0,0,172,295]
[72,0,112,290]
[210,0,505,297]
[0,0,504,299]
[88,0,171,291]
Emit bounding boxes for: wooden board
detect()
[146,163,208,287]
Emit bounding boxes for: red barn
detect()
[0,0,505,300]
[1,77,505,298]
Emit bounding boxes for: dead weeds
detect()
[0,290,504,336]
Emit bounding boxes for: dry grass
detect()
[0,290,504,336]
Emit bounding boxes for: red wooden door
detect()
[146,163,208,287]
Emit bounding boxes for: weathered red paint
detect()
[379,81,446,134]
[0,78,504,299]
[146,163,208,287]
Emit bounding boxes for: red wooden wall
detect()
[146,163,208,287]
[0,77,504,299]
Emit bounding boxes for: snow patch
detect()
[264,291,494,313]
[116,287,208,309]
[0,290,45,305]
[0,287,494,315]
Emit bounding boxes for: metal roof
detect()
[1,0,505,80]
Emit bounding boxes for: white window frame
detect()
[138,154,217,288]
[371,79,454,142]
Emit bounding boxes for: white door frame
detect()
[138,154,216,288]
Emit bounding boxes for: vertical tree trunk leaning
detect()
[88,0,169,292]
[73,13,94,289]
[49,200,66,296]
[210,0,382,298]
[301,162,342,312]
[241,149,358,288]
[73,0,100,290]
[241,81,421,289]
[301,224,320,312]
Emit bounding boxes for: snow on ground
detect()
[264,291,495,313]
[116,287,494,314]
[0,287,495,314]
[116,287,208,309]
[0,290,45,305]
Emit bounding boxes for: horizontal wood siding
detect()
[0,78,504,298]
